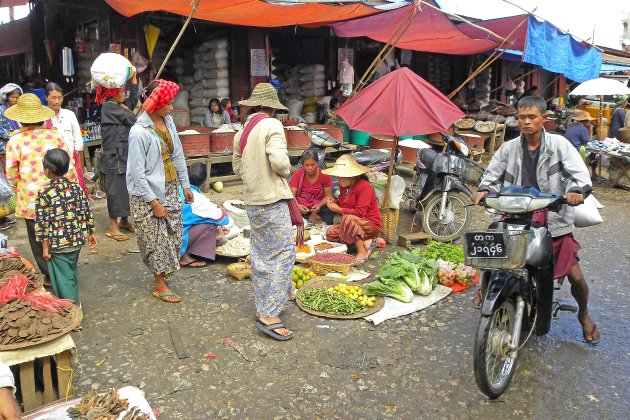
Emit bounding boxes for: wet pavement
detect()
[7,181,630,419]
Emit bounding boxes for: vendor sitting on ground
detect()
[564,110,599,179]
[289,149,335,224]
[322,155,382,262]
[179,163,230,268]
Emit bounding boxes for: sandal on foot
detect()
[118,224,135,233]
[180,260,209,268]
[106,231,129,242]
[583,322,600,345]
[152,291,181,303]
[255,320,293,341]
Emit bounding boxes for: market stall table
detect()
[0,334,75,412]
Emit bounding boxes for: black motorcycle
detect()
[466,186,579,398]
[405,134,485,242]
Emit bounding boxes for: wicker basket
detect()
[308,254,356,276]
[618,127,630,143]
[227,261,251,280]
[380,207,399,243]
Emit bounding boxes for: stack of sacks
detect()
[150,40,170,71]
[189,38,230,125]
[299,64,326,98]
[302,97,320,124]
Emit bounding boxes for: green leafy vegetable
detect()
[363,278,414,303]
[421,242,465,264]
[375,250,440,296]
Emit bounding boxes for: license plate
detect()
[465,232,507,258]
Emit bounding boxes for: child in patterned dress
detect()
[35,149,97,306]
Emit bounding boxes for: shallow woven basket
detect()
[618,127,630,143]
[308,255,356,276]
[380,208,399,244]
[0,305,83,351]
[295,277,385,320]
[227,261,251,280]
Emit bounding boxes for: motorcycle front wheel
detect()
[421,191,471,242]
[474,300,518,399]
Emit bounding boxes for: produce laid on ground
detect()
[329,283,377,308]
[216,235,251,257]
[421,241,465,264]
[298,288,367,315]
[292,266,316,289]
[0,273,81,349]
[68,388,149,420]
[308,252,357,275]
[296,244,312,254]
[363,248,439,302]
[314,242,333,250]
[437,260,476,287]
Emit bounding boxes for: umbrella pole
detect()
[155,0,201,79]
[597,96,604,141]
[383,136,399,209]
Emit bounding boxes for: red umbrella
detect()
[336,67,464,136]
[336,67,464,209]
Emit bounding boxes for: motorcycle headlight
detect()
[485,196,531,213]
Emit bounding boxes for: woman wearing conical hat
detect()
[4,93,78,279]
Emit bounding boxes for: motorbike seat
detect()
[352,149,391,166]
[418,148,438,168]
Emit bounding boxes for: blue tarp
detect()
[523,17,601,83]
[600,63,630,72]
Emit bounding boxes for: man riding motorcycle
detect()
[472,96,600,345]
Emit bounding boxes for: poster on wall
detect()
[338,48,354,68]
[250,49,269,77]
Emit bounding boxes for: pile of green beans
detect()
[298,288,366,315]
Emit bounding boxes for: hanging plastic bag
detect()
[573,194,603,228]
[90,53,135,90]
[0,174,16,218]
[371,175,406,210]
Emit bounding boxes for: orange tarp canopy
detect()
[104,0,382,27]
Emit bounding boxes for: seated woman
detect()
[205,98,231,128]
[179,163,230,268]
[289,149,335,224]
[322,155,382,261]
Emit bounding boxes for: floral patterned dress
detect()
[5,126,78,219]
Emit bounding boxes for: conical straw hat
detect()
[238,83,287,110]
[322,154,369,177]
[4,93,54,124]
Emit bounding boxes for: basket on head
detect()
[379,207,399,244]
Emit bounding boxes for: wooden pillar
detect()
[248,28,268,89]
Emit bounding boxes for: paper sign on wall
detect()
[250,49,269,77]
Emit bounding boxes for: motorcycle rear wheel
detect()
[421,191,471,242]
[474,300,518,399]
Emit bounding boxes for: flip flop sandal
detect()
[180,260,209,268]
[255,320,293,341]
[106,232,129,242]
[152,291,181,303]
[583,323,600,345]
[118,225,135,233]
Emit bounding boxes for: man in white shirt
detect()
[44,83,83,155]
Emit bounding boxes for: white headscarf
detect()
[0,83,23,105]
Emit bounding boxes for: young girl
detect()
[205,98,231,128]
[35,149,97,305]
